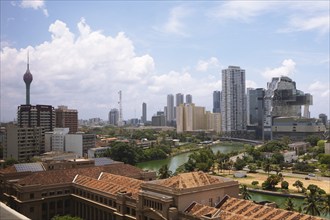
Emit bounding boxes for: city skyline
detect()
[1,1,329,122]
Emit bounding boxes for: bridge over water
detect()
[219,137,263,145]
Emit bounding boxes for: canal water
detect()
[137,144,329,218]
[136,144,243,173]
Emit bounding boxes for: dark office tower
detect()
[213,91,221,113]
[186,94,192,104]
[23,53,33,105]
[221,66,246,132]
[17,104,55,132]
[247,88,265,139]
[319,113,328,127]
[141,102,147,123]
[55,105,78,133]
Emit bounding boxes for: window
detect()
[41,192,47,197]
[30,193,34,199]
[30,207,34,213]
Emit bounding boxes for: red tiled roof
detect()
[184,197,324,220]
[17,163,146,186]
[74,173,142,199]
[153,171,226,189]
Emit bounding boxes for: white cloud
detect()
[210,1,277,22]
[158,6,191,36]
[19,0,48,17]
[1,19,220,121]
[262,59,296,80]
[196,57,220,72]
[281,15,329,34]
[308,81,330,98]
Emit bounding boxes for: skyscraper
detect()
[221,66,246,132]
[247,88,265,139]
[186,94,192,104]
[263,76,313,140]
[55,105,78,133]
[109,108,119,126]
[213,91,221,113]
[23,53,33,105]
[176,93,184,106]
[17,104,55,132]
[166,94,174,124]
[141,102,147,123]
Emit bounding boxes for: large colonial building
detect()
[0,163,322,220]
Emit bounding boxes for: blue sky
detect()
[1,0,329,122]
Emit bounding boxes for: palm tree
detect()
[284,197,295,211]
[158,164,172,179]
[240,184,251,200]
[321,194,330,216]
[303,185,322,216]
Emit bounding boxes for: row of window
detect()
[74,188,117,208]
[41,189,71,198]
[143,199,163,211]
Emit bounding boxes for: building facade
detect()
[141,103,147,124]
[17,105,55,132]
[272,117,326,141]
[247,88,265,139]
[264,76,313,140]
[185,94,192,104]
[221,66,246,132]
[213,91,221,113]
[5,124,45,161]
[55,105,78,133]
[109,108,119,126]
[167,94,175,125]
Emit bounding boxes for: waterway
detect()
[137,144,243,173]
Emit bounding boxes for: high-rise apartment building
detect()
[213,91,221,113]
[186,94,192,104]
[109,108,119,126]
[176,93,184,106]
[17,104,55,132]
[55,105,78,133]
[6,124,45,160]
[141,102,147,123]
[206,111,221,134]
[166,94,174,124]
[176,103,206,133]
[221,66,246,132]
[263,76,313,140]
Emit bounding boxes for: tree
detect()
[281,181,289,189]
[293,180,304,193]
[234,158,246,170]
[303,184,324,216]
[262,174,281,190]
[321,194,330,216]
[184,148,215,172]
[109,142,138,165]
[305,135,320,147]
[251,181,259,188]
[262,159,271,176]
[158,164,172,179]
[284,197,295,211]
[240,184,251,200]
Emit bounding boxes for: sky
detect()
[1,0,329,122]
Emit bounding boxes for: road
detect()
[256,169,330,181]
